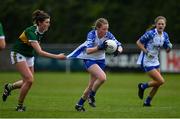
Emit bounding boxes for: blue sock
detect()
[89,90,96,97]
[77,97,86,106]
[145,96,152,104]
[142,83,148,90]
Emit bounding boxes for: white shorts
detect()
[10,51,34,67]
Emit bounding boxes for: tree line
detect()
[0,0,179,44]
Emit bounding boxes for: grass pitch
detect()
[0,72,180,118]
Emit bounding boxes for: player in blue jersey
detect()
[67,18,123,111]
[136,16,172,106]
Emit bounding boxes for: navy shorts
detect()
[141,65,160,72]
[83,59,105,70]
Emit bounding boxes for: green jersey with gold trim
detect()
[12,25,44,57]
[0,22,5,39]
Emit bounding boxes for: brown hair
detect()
[92,18,109,29]
[32,9,50,25]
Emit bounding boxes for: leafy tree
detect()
[0,0,179,44]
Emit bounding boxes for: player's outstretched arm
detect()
[31,41,66,60]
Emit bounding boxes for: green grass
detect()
[0,72,180,118]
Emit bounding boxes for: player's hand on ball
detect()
[113,49,119,56]
[113,46,123,56]
[97,41,108,50]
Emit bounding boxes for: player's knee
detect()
[160,79,165,85]
[99,74,106,83]
[158,79,165,86]
[24,74,34,84]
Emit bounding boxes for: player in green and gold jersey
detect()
[0,22,6,50]
[2,10,66,112]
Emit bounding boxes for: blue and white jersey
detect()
[137,28,171,67]
[67,30,121,60]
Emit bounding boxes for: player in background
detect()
[67,18,123,111]
[0,22,6,50]
[2,9,66,111]
[136,16,172,106]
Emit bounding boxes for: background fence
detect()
[0,44,179,73]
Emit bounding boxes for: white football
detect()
[105,40,118,54]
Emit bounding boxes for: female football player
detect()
[2,9,66,111]
[136,16,172,106]
[67,18,123,111]
[0,22,6,50]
